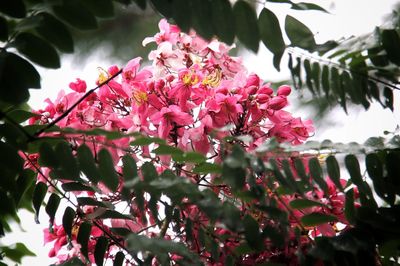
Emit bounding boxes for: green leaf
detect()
[61,182,95,192]
[301,212,338,227]
[233,0,260,52]
[289,199,327,209]
[326,156,344,192]
[321,65,330,97]
[381,29,400,65]
[59,257,86,266]
[77,222,92,258]
[243,214,264,250]
[344,188,356,224]
[0,52,40,104]
[193,162,222,174]
[345,154,376,208]
[0,0,26,18]
[308,158,329,195]
[35,12,74,53]
[94,236,108,266]
[55,141,80,180]
[12,32,60,68]
[153,144,183,156]
[7,109,39,123]
[211,0,235,44]
[45,193,61,224]
[38,142,59,168]
[98,210,132,220]
[0,188,15,216]
[291,2,328,13]
[269,159,293,192]
[53,2,98,30]
[81,0,114,18]
[172,0,191,32]
[77,144,100,184]
[141,162,158,182]
[113,251,125,266]
[133,0,147,9]
[258,8,285,56]
[0,243,35,264]
[0,141,24,174]
[77,197,107,208]
[174,152,207,164]
[32,182,47,223]
[0,16,8,41]
[14,169,35,207]
[62,206,75,238]
[285,15,316,51]
[190,0,215,40]
[98,149,119,192]
[383,87,393,111]
[293,158,310,189]
[130,136,165,146]
[150,0,173,18]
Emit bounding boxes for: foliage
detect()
[0,0,399,265]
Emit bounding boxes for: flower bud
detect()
[277,85,291,96]
[269,96,288,110]
[245,74,260,87]
[256,94,270,104]
[108,65,120,76]
[246,85,258,95]
[155,79,165,91]
[258,85,273,95]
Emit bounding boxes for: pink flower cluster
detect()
[29,19,326,265]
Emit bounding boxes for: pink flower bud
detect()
[258,85,274,95]
[269,96,287,110]
[155,79,165,91]
[69,78,86,93]
[277,85,291,96]
[245,85,258,95]
[256,94,270,104]
[245,74,260,87]
[108,65,120,76]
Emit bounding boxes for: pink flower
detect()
[150,105,193,138]
[69,78,87,93]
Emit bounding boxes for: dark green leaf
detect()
[291,2,328,13]
[55,141,80,180]
[326,156,343,192]
[269,159,293,192]
[153,144,183,156]
[77,222,92,258]
[122,155,138,183]
[82,0,114,18]
[289,199,327,209]
[98,149,119,192]
[383,87,393,111]
[141,162,158,183]
[262,225,285,247]
[259,8,285,56]
[77,144,100,183]
[0,188,15,216]
[59,257,85,266]
[35,12,74,53]
[39,142,59,168]
[293,158,310,189]
[7,109,39,123]
[12,32,60,68]
[61,182,95,192]
[130,136,165,146]
[285,15,316,51]
[0,52,40,104]
[243,214,264,250]
[150,0,173,18]
[188,162,220,174]
[14,169,35,207]
[0,16,8,41]
[381,29,400,65]
[77,197,107,208]
[94,236,108,266]
[211,0,235,44]
[273,51,284,71]
[345,154,377,208]
[113,251,125,266]
[32,182,47,223]
[301,212,338,227]
[0,0,26,18]
[308,158,329,195]
[45,193,61,224]
[190,0,215,40]
[62,206,75,238]
[53,2,98,30]
[233,0,259,52]
[321,65,330,97]
[133,0,147,9]
[0,140,24,174]
[98,210,131,220]
[311,62,321,93]
[344,188,355,224]
[282,159,302,194]
[172,0,191,32]
[0,243,35,264]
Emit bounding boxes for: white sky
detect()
[3,0,400,265]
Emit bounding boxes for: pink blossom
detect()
[69,78,86,93]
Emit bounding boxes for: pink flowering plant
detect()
[25,19,360,265]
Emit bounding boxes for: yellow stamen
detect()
[132,90,148,105]
[203,68,222,87]
[97,67,110,84]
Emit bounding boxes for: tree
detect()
[0,0,399,265]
